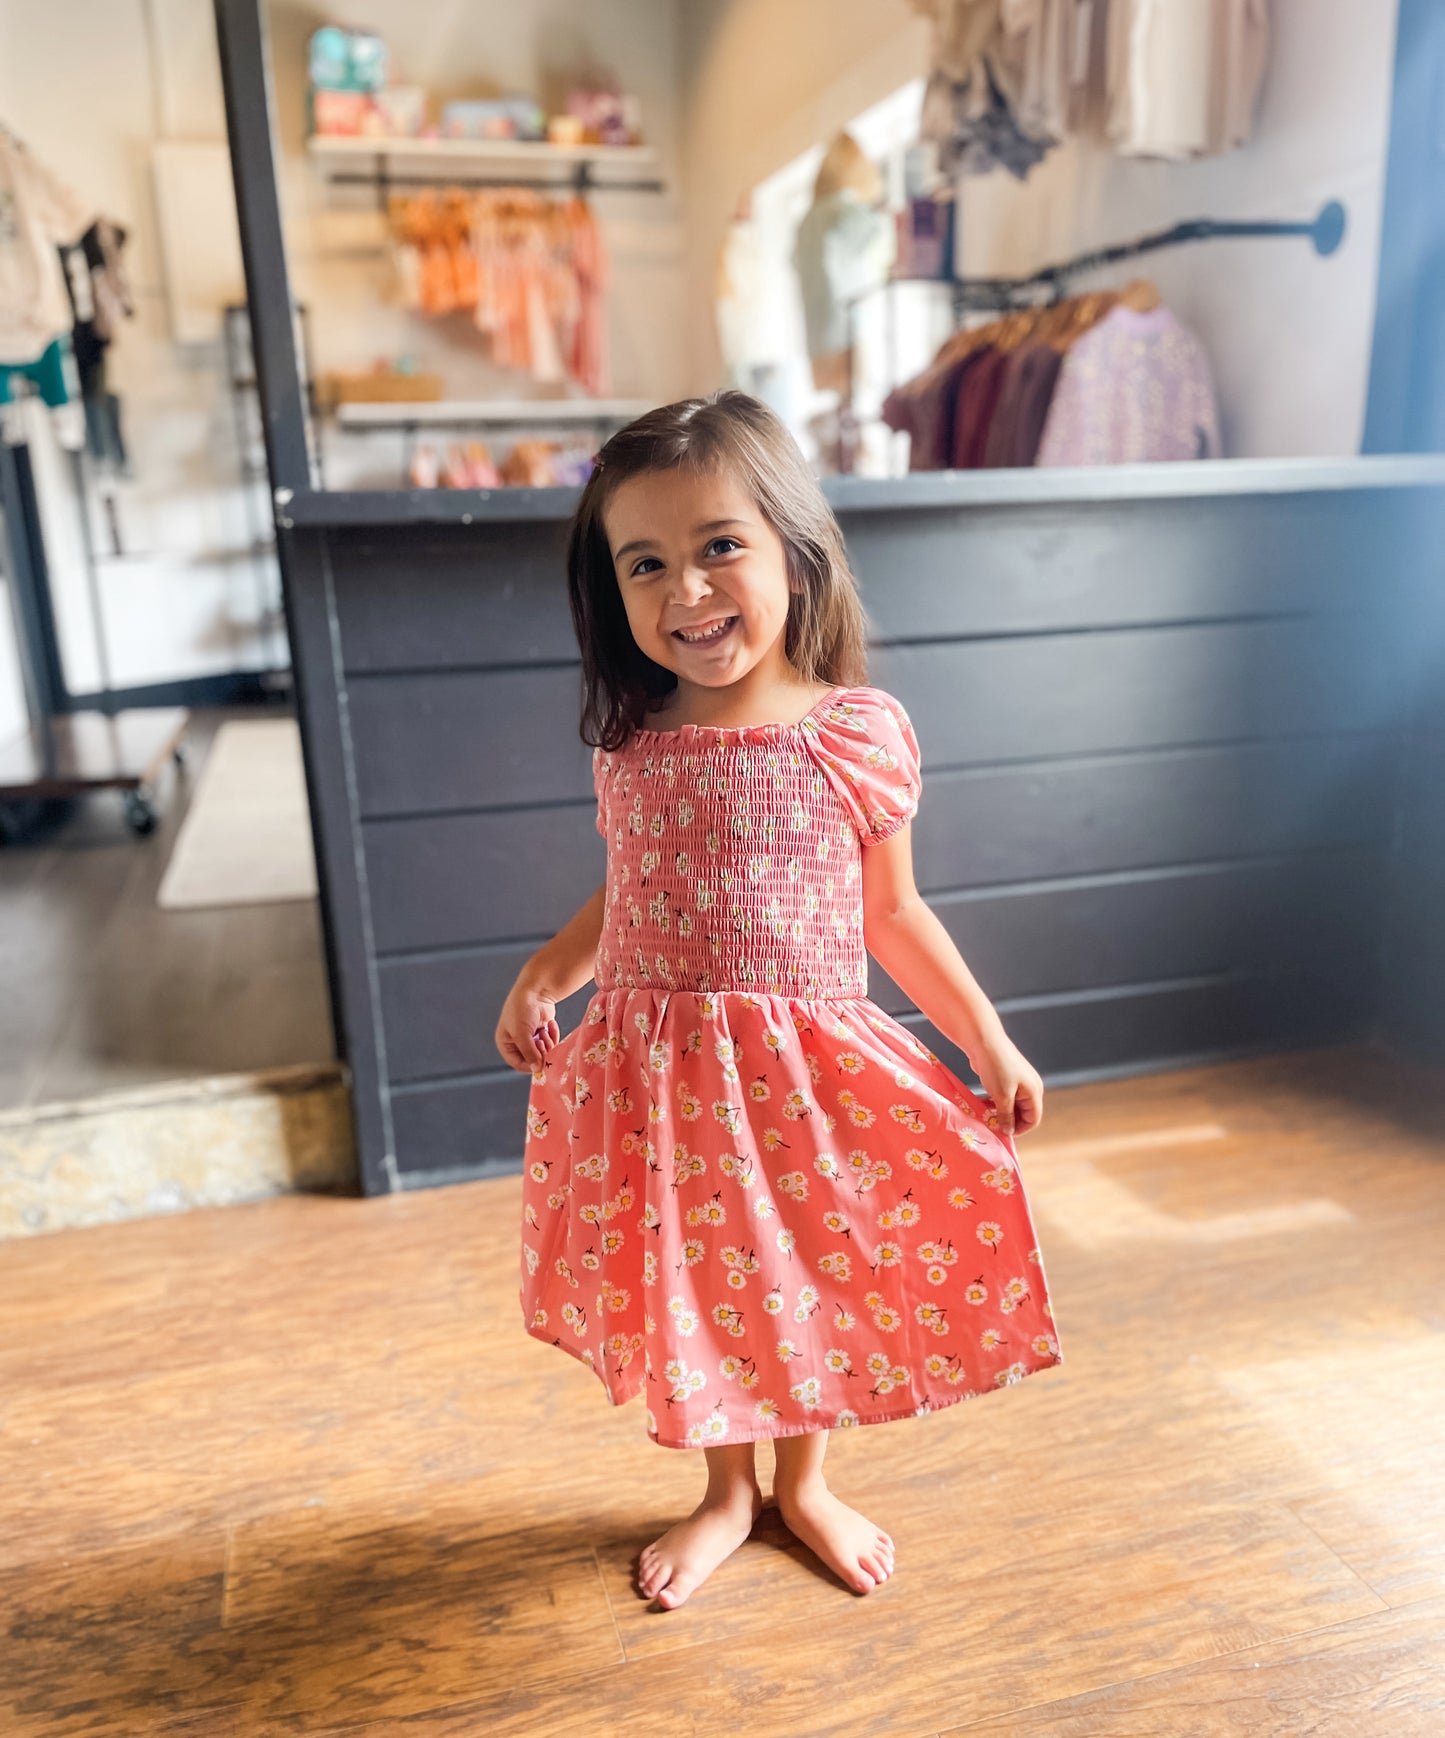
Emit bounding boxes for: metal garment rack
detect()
[326,155,666,209]
[949,200,1348,313]
[846,200,1348,472]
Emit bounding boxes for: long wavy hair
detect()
[566,391,871,751]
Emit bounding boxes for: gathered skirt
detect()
[519,988,1063,1449]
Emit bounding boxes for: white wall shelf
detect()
[334,398,654,431]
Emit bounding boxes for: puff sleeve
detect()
[806,687,922,844]
[592,744,609,837]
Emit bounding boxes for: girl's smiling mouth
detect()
[672,615,739,645]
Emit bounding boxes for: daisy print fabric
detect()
[519,685,1062,1448]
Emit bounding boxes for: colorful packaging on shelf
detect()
[440,99,546,142]
[374,87,429,138]
[308,26,387,93]
[311,90,375,137]
[564,89,642,146]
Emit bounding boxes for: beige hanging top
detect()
[0,127,95,366]
[1106,0,1270,159]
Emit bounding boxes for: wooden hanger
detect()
[1119,277,1162,312]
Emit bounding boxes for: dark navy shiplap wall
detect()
[280,481,1443,1192]
[1376,541,1445,1064]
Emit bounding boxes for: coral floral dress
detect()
[519,684,1063,1449]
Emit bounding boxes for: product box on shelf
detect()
[440,98,546,142]
[315,369,444,412]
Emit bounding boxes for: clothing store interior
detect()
[2,0,1444,1729]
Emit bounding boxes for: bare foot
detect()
[775,1480,895,1594]
[635,1484,764,1609]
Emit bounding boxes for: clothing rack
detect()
[327,156,666,209]
[950,200,1347,314]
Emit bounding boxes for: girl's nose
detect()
[670,564,712,602]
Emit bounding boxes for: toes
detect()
[656,1572,694,1609]
[852,1568,877,1593]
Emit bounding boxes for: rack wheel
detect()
[124,790,158,836]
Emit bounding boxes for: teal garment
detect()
[791,190,896,358]
[0,336,71,407]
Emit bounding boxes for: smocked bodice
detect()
[590,685,922,999]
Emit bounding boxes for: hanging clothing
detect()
[881,283,1220,471]
[792,188,896,362]
[920,61,1052,181]
[981,341,1065,467]
[1035,302,1222,465]
[60,218,133,475]
[0,126,94,366]
[0,335,72,407]
[881,346,977,471]
[950,343,1010,467]
[1000,0,1095,143]
[910,0,1091,179]
[388,189,610,397]
[1106,0,1270,159]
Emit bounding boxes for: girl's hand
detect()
[974,1036,1044,1139]
[496,974,561,1073]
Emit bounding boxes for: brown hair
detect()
[567,390,870,750]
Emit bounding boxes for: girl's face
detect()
[602,465,798,694]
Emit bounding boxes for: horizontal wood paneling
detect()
[869,850,1384,1012]
[349,617,1398,820]
[385,962,1370,1178]
[330,491,1424,675]
[907,735,1396,891]
[380,952,594,1084]
[871,617,1400,766]
[334,523,573,672]
[905,963,1374,1090]
[287,484,1445,1189]
[362,731,1392,957]
[350,666,590,816]
[366,806,605,955]
[378,851,1381,1085]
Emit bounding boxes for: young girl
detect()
[498,391,1063,1611]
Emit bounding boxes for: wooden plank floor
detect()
[2,1041,1443,1737]
[0,705,333,1112]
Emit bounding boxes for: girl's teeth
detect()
[679,618,733,642]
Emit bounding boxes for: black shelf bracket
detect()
[951,200,1348,314]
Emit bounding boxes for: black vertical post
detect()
[213,0,311,493]
[0,442,68,720]
[212,0,395,1193]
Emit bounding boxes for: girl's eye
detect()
[707,537,742,556]
[630,557,663,577]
